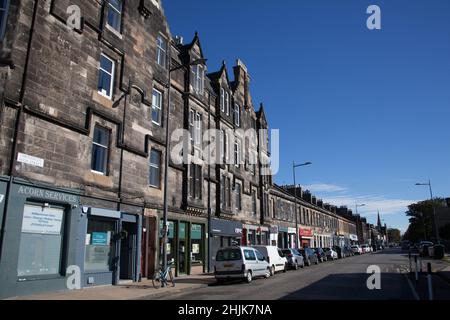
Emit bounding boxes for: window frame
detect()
[235,182,242,211]
[234,103,240,126]
[156,34,168,68]
[98,53,115,100]
[91,125,110,176]
[149,149,162,188]
[0,0,10,40]
[106,0,123,33]
[151,88,163,126]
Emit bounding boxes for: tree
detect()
[404,198,445,243]
[387,228,401,243]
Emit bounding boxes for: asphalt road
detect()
[152,248,418,300]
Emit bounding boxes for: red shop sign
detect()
[299,228,313,237]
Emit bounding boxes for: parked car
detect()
[351,245,363,255]
[332,246,344,259]
[214,246,271,284]
[252,245,288,276]
[361,245,370,254]
[343,246,354,257]
[323,247,338,260]
[281,248,305,270]
[299,247,319,266]
[314,248,328,262]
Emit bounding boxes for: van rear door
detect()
[215,248,243,274]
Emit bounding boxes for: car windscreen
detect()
[281,249,291,255]
[216,249,242,261]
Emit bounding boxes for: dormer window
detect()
[234,103,240,126]
[107,0,122,32]
[192,64,205,95]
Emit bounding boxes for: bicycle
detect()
[152,259,175,289]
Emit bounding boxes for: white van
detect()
[252,245,288,276]
[214,246,271,283]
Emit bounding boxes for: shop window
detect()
[0,0,10,40]
[98,54,115,99]
[191,224,204,273]
[85,218,115,272]
[159,220,175,264]
[91,125,110,175]
[107,0,122,32]
[17,204,65,277]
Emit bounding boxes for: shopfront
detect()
[288,227,297,248]
[83,207,141,286]
[278,227,289,249]
[210,218,242,268]
[269,226,278,246]
[0,176,7,234]
[159,219,206,277]
[299,227,313,248]
[0,181,82,299]
[242,224,270,246]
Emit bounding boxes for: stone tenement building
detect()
[0,0,359,298]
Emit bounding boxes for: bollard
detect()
[427,263,433,301]
[419,256,423,274]
[414,255,419,283]
[409,252,412,274]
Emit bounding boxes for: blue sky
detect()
[163,0,450,232]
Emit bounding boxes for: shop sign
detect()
[17,186,78,203]
[191,224,202,240]
[299,228,313,237]
[278,226,289,233]
[288,227,296,234]
[270,226,278,234]
[350,234,358,241]
[234,228,243,235]
[91,232,108,245]
[21,205,63,235]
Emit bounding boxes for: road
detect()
[149,248,418,300]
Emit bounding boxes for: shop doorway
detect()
[178,222,188,275]
[119,222,137,281]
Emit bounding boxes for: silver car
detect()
[214,246,271,283]
[281,248,305,270]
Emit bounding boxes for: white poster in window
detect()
[21,205,64,235]
[192,244,200,254]
[85,234,91,245]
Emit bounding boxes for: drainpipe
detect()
[207,91,212,273]
[0,0,39,260]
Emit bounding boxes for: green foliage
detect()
[403,198,445,243]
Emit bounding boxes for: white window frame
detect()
[193,64,204,95]
[156,34,167,68]
[91,126,110,176]
[234,139,241,167]
[149,149,161,188]
[225,92,230,115]
[220,88,225,112]
[151,88,163,126]
[106,0,122,32]
[234,103,240,126]
[98,54,115,100]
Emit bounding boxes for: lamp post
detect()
[161,54,207,286]
[293,161,312,249]
[416,180,440,244]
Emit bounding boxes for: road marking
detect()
[404,274,420,300]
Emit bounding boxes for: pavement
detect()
[8,274,215,300]
[7,248,450,300]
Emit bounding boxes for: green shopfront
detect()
[159,219,206,277]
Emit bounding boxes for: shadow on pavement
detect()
[279,272,415,300]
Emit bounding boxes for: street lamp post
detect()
[355,203,365,215]
[292,161,312,249]
[161,53,207,286]
[416,180,440,244]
